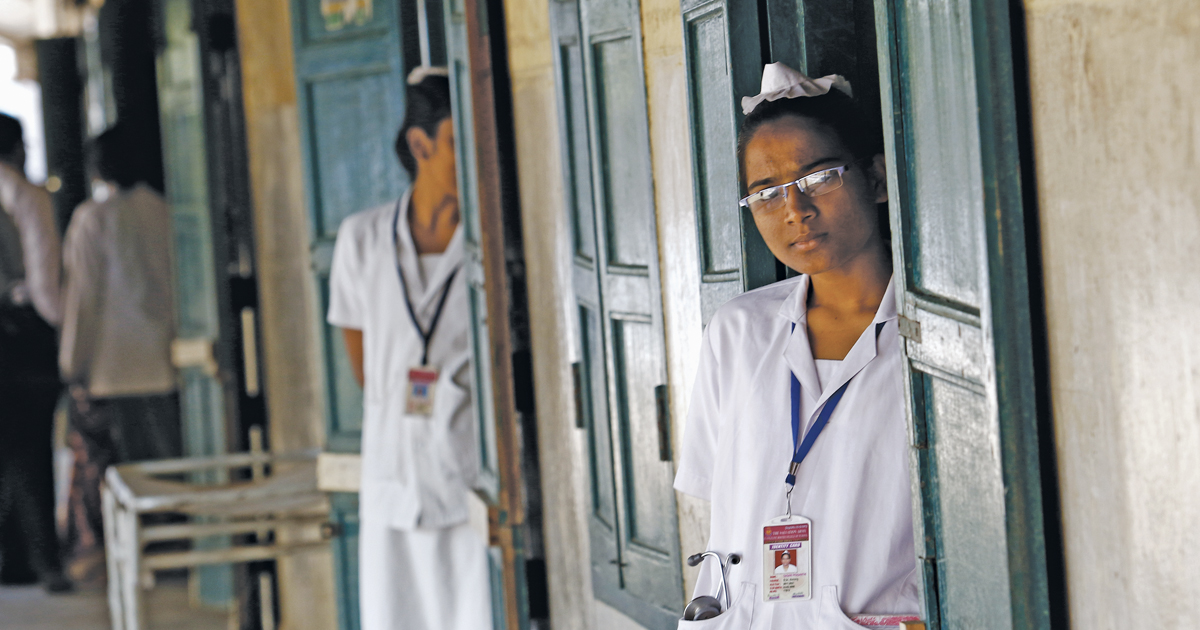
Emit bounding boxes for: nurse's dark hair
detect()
[394,75,453,177]
[736,90,883,176]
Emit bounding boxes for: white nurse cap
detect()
[741,62,853,116]
[407,65,450,85]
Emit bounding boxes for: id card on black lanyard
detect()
[393,200,459,418]
[405,367,439,416]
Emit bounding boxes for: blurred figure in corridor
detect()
[0,112,71,592]
[59,125,180,581]
[327,68,492,630]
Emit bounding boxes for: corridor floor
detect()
[0,582,227,630]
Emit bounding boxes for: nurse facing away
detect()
[327,67,492,630]
[673,63,921,628]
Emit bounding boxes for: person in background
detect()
[59,124,180,579]
[327,67,492,630]
[0,112,71,592]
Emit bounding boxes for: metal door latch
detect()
[320,522,343,539]
[899,316,922,343]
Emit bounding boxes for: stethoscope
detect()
[681,550,741,621]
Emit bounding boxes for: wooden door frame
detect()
[459,0,546,627]
[874,0,1066,626]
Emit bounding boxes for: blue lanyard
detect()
[392,199,460,366]
[785,322,851,488]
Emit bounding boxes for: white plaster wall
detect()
[1024,0,1200,626]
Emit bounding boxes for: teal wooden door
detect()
[875,0,1052,627]
[679,0,881,323]
[549,0,617,609]
[443,2,509,629]
[444,0,503,505]
[156,0,234,607]
[552,0,683,627]
[288,0,415,627]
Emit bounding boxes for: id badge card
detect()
[762,515,812,602]
[405,367,439,416]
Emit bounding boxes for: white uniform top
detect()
[59,185,176,397]
[327,189,476,530]
[674,275,920,629]
[0,162,61,325]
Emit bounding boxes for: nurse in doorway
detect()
[674,63,921,628]
[327,67,492,630]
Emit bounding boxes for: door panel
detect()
[579,305,616,532]
[551,0,624,597]
[876,0,1052,627]
[568,0,684,625]
[592,38,654,270]
[684,9,741,311]
[882,0,1014,622]
[679,0,776,324]
[307,74,407,238]
[290,0,410,456]
[445,0,502,505]
[897,0,983,308]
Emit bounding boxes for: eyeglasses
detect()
[738,160,865,216]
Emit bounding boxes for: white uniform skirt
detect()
[359,519,493,630]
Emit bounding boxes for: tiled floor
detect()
[0,581,228,630]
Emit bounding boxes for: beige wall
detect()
[502,1,596,629]
[1024,0,1200,626]
[638,0,709,600]
[234,0,337,627]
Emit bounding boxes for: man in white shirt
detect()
[0,112,71,592]
[59,125,180,569]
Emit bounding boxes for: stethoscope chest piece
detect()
[683,595,723,621]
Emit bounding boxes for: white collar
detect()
[780,275,898,411]
[392,187,464,310]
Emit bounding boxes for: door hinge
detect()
[571,361,585,429]
[899,316,922,343]
[319,522,343,539]
[655,384,672,462]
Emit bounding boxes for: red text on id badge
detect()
[405,367,439,416]
[763,515,812,602]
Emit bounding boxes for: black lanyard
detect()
[392,199,460,366]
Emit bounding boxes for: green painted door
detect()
[287,0,417,626]
[552,0,683,627]
[155,0,234,607]
[875,0,1052,627]
[679,0,881,323]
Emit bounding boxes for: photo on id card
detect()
[763,515,811,602]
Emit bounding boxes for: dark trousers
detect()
[65,393,182,555]
[0,307,64,583]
